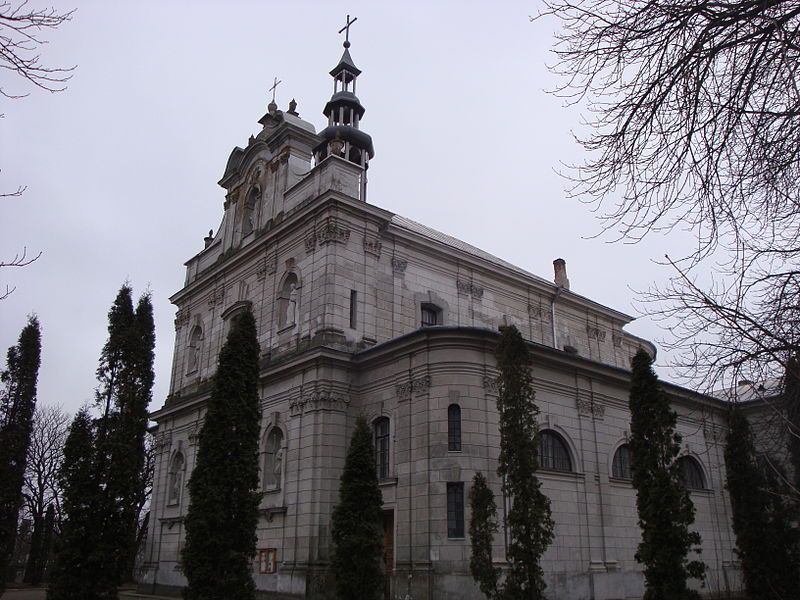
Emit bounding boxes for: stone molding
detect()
[304,232,316,253]
[483,376,499,395]
[289,389,350,416]
[317,218,350,246]
[363,235,382,258]
[174,308,190,330]
[587,326,607,342]
[612,334,623,348]
[256,252,278,281]
[396,376,431,400]
[457,279,484,299]
[391,257,407,274]
[207,286,225,308]
[576,398,605,419]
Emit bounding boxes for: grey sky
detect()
[1,0,693,417]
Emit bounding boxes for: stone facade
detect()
[138,40,742,600]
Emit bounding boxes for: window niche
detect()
[277,272,300,330]
[167,451,185,506]
[263,427,285,492]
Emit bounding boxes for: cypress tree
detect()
[725,406,800,599]
[92,286,155,591]
[0,315,42,593]
[48,409,102,600]
[628,349,704,600]
[330,415,384,600]
[495,325,554,600]
[182,309,261,600]
[468,472,500,599]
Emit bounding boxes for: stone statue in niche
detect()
[285,283,298,326]
[264,429,284,490]
[273,448,283,480]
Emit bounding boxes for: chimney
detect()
[553,258,570,290]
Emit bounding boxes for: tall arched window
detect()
[187,325,203,373]
[612,444,632,479]
[263,428,284,491]
[678,456,706,490]
[538,430,573,472]
[374,417,390,479]
[167,452,185,506]
[447,404,461,451]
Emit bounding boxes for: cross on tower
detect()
[338,14,357,47]
[269,77,282,104]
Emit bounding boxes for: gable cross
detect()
[338,14,357,46]
[269,77,282,103]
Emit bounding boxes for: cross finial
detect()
[269,77,282,104]
[338,14,357,48]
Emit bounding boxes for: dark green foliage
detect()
[495,325,554,600]
[628,349,704,600]
[91,286,155,591]
[0,316,41,593]
[785,354,800,494]
[24,510,44,584]
[48,409,102,600]
[330,415,384,600]
[469,472,500,599]
[182,309,261,600]
[725,406,800,599]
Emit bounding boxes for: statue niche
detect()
[263,428,284,491]
[278,272,300,329]
[186,324,203,373]
[242,185,260,237]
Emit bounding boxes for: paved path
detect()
[2,589,172,600]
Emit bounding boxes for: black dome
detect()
[315,124,375,158]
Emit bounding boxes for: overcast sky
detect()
[1,1,696,418]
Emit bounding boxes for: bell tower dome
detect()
[314,15,374,199]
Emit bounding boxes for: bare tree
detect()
[21,405,68,526]
[1,1,75,296]
[538,1,800,389]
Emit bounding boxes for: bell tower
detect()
[313,15,375,200]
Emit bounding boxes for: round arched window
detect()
[612,444,632,479]
[538,430,573,472]
[679,456,706,490]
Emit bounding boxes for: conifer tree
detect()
[469,472,500,599]
[628,349,704,600]
[495,325,553,600]
[330,415,384,600]
[725,406,800,599]
[182,309,261,600]
[48,409,101,600]
[0,315,42,593]
[784,353,800,494]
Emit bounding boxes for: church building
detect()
[140,24,741,600]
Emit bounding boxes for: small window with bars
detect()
[446,482,465,538]
[447,404,462,451]
[421,304,440,327]
[374,417,390,479]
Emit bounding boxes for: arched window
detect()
[448,404,461,451]
[612,444,632,479]
[374,417,390,479]
[167,452,185,506]
[187,325,203,373]
[263,428,284,491]
[679,456,706,490]
[538,430,572,472]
